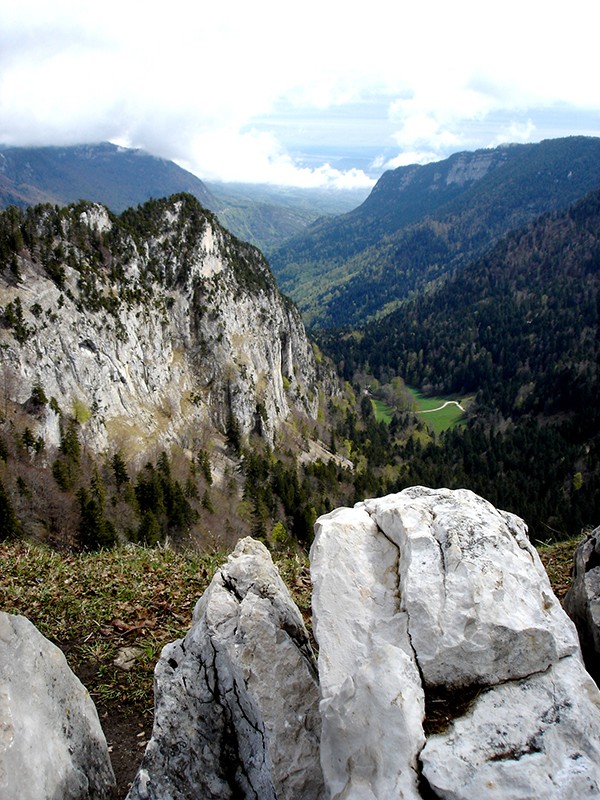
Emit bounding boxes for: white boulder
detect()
[421,655,600,799]
[311,487,600,800]
[364,487,579,687]
[0,612,115,800]
[311,505,425,800]
[127,537,324,800]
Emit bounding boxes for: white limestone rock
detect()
[564,525,600,682]
[0,612,115,800]
[127,537,324,800]
[311,505,425,800]
[421,654,600,799]
[364,486,580,687]
[0,196,331,459]
[311,487,600,800]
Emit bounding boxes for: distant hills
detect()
[0,142,216,212]
[269,136,600,327]
[0,142,368,255]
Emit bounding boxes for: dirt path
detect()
[418,400,465,414]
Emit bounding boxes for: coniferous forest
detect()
[317,188,600,540]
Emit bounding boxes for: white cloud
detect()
[0,0,598,185]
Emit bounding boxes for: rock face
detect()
[564,525,600,682]
[311,487,600,800]
[126,537,324,800]
[0,612,115,800]
[0,195,329,458]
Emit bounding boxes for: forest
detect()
[317,188,600,540]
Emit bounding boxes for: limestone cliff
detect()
[0,194,330,460]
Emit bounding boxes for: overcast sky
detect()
[0,0,598,188]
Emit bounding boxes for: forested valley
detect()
[317,188,600,541]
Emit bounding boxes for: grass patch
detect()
[371,398,394,425]
[407,386,473,435]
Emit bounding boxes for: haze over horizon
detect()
[1,0,598,189]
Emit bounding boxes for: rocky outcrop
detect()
[564,525,600,682]
[311,487,600,800]
[0,195,330,458]
[126,537,324,800]
[0,612,115,800]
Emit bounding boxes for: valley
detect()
[0,136,598,553]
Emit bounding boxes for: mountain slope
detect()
[319,188,600,537]
[0,193,324,458]
[271,136,600,327]
[206,182,369,257]
[0,143,217,213]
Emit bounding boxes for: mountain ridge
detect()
[270,136,600,327]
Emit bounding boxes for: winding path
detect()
[418,400,465,414]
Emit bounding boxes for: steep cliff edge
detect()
[0,193,329,460]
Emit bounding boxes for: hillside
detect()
[270,136,600,327]
[319,188,600,538]
[0,142,216,212]
[206,182,369,257]
[0,143,369,255]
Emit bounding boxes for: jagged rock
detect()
[0,196,334,457]
[564,525,600,682]
[0,612,115,800]
[126,537,324,800]
[311,487,600,800]
[363,487,579,687]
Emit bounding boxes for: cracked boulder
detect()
[564,525,600,683]
[0,612,116,800]
[126,537,324,800]
[311,487,600,800]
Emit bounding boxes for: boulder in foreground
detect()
[311,487,600,800]
[0,612,116,800]
[126,537,324,800]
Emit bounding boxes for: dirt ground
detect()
[100,707,149,798]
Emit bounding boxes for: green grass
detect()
[371,398,394,425]
[406,386,472,435]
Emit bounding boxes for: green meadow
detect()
[371,398,395,424]
[406,387,472,435]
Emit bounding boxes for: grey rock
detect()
[564,525,600,682]
[0,612,116,800]
[421,655,600,800]
[0,197,336,459]
[127,537,324,800]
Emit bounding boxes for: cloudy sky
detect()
[0,0,598,188]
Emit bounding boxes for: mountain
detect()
[270,136,600,327]
[319,187,600,538]
[0,193,348,547]
[0,142,216,212]
[0,193,325,454]
[0,143,370,255]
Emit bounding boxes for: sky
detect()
[0,0,598,189]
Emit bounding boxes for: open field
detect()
[406,387,473,435]
[371,398,395,424]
